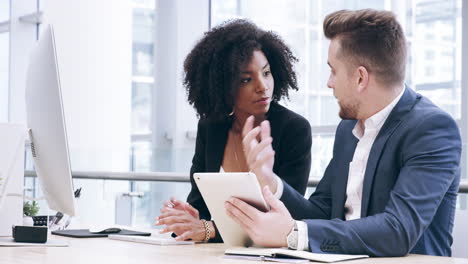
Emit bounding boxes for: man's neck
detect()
[359,84,404,122]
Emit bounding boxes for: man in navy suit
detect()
[225,9,461,257]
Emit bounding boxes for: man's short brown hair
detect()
[324,9,407,86]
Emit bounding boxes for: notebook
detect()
[225,247,369,263]
[108,234,195,245]
[0,237,68,247]
[51,229,151,238]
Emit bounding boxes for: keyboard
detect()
[33,213,64,226]
[108,234,195,245]
[32,215,54,226]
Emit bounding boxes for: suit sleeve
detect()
[281,159,334,220]
[280,122,348,220]
[276,117,312,195]
[186,120,211,220]
[302,113,461,256]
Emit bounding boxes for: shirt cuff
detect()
[296,221,309,251]
[273,175,284,199]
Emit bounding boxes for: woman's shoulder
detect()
[197,117,231,131]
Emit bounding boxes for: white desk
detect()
[1,234,467,264]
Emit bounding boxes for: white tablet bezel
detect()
[194,172,268,247]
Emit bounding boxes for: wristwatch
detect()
[286,221,299,250]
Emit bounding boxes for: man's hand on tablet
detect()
[225,185,294,247]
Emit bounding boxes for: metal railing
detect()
[24,170,468,193]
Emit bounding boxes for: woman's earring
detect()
[229,110,234,116]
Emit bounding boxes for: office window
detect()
[211,0,463,178]
[132,82,152,135]
[410,0,461,119]
[131,0,155,135]
[0,33,8,122]
[131,0,155,171]
[0,0,9,21]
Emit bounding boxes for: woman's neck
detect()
[232,113,266,133]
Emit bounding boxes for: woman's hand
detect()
[155,198,214,241]
[242,116,278,192]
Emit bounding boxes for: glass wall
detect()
[131,0,155,136]
[409,1,461,119]
[131,0,155,173]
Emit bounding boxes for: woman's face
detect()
[234,50,274,118]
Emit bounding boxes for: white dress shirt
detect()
[344,88,404,220]
[276,88,405,251]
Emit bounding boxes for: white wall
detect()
[9,0,36,123]
[0,0,8,122]
[0,33,8,122]
[34,0,133,225]
[42,0,132,172]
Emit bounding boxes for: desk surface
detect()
[1,234,467,264]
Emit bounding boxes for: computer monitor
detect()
[25,24,76,216]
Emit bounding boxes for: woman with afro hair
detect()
[156,19,311,243]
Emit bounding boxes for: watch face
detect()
[287,231,298,249]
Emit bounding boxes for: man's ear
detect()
[356,66,369,93]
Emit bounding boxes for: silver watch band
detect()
[287,221,299,250]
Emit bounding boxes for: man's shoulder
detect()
[390,92,461,152]
[406,94,457,128]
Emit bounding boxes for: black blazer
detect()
[187,101,312,241]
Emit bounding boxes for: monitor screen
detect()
[25,24,76,216]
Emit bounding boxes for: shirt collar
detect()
[352,87,405,139]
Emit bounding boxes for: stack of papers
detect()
[225,247,369,263]
[0,238,68,247]
[108,234,195,245]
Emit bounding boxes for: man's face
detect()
[326,39,360,120]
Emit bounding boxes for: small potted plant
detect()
[23,201,39,226]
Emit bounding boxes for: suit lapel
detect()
[360,87,420,217]
[205,120,230,172]
[335,132,359,219]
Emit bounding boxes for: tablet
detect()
[194,172,269,247]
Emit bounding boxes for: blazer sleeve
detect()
[297,113,460,256]
[186,120,211,220]
[280,122,349,220]
[276,116,312,195]
[281,158,334,220]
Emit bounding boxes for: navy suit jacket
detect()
[281,87,461,257]
[187,102,312,241]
